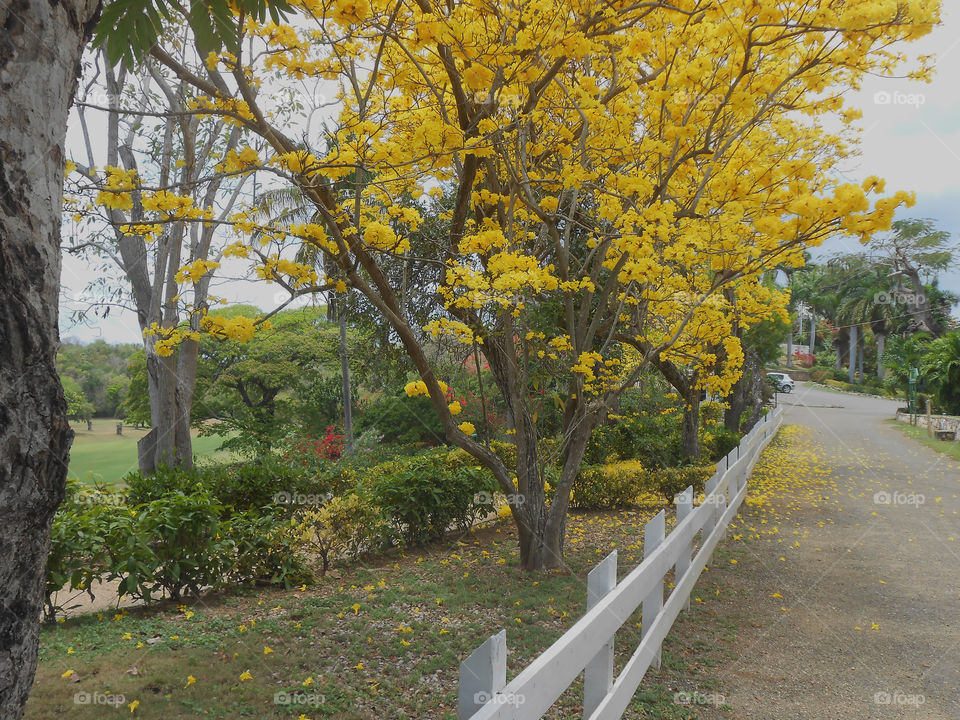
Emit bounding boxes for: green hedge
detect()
[371,449,498,545]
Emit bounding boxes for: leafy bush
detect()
[586,411,683,468]
[223,511,310,588]
[356,393,445,445]
[810,369,831,384]
[45,481,117,618]
[571,460,646,509]
[571,461,714,509]
[124,464,204,505]
[126,458,337,514]
[700,428,740,462]
[647,464,713,503]
[292,490,395,574]
[371,450,498,544]
[134,490,229,600]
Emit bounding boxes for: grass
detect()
[886,418,960,462]
[26,506,736,720]
[68,419,234,485]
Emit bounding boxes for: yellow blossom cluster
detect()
[175,259,221,284]
[94,166,137,211]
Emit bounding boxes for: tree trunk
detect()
[0,1,99,716]
[857,331,864,383]
[809,314,816,357]
[786,324,793,367]
[848,325,857,384]
[681,389,701,461]
[724,348,763,433]
[339,310,353,452]
[138,344,193,474]
[876,333,886,380]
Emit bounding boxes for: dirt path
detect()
[702,383,960,719]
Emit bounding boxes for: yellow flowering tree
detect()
[141,0,934,569]
[64,49,278,472]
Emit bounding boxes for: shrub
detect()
[293,490,395,574]
[810,369,831,384]
[45,480,119,618]
[356,393,445,445]
[586,411,683,468]
[571,460,646,509]
[570,461,714,509]
[371,450,498,545]
[646,464,713,503]
[133,490,229,600]
[223,511,311,588]
[201,458,324,513]
[124,464,205,505]
[126,458,337,515]
[700,428,740,462]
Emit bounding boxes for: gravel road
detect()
[705,383,960,719]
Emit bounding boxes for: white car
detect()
[766,372,795,393]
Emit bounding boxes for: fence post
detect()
[674,486,693,611]
[458,630,507,720]
[641,510,666,670]
[583,551,617,719]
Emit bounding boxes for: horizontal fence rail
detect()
[457,407,784,720]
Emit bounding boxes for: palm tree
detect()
[922,331,960,414]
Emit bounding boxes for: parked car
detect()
[766,372,795,393]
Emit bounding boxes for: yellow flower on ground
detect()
[128,700,139,713]
[263,646,274,655]
[61,669,75,679]
[239,670,253,682]
[185,675,196,688]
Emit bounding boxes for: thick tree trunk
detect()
[138,344,193,474]
[681,389,701,461]
[0,1,99,716]
[724,348,763,433]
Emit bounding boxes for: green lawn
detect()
[27,505,736,720]
[68,419,233,485]
[886,418,960,462]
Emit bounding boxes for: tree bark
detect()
[848,325,857,384]
[876,332,886,380]
[339,310,353,452]
[680,388,701,461]
[0,1,100,716]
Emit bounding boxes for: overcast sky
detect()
[60,7,960,344]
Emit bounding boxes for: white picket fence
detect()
[457,406,784,720]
